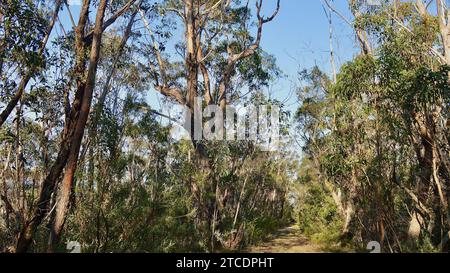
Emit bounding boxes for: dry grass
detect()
[246,225,326,253]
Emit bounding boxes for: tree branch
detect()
[84,0,137,43]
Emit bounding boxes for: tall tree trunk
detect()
[48,0,109,251]
[15,0,91,253]
[185,0,198,110]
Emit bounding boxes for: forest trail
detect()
[247,225,326,253]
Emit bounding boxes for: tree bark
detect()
[48,0,109,251]
[15,0,90,253]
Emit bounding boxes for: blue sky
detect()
[59,1,360,113]
[259,0,359,108]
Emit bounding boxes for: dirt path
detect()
[247,225,324,253]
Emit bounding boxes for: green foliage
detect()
[293,1,450,253]
[333,55,376,100]
[0,0,48,71]
[0,0,48,102]
[297,184,342,242]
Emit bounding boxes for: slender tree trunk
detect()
[185,0,198,110]
[48,0,109,251]
[15,0,91,253]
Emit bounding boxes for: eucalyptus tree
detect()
[12,0,141,253]
[139,0,281,149]
[294,0,450,252]
[135,0,282,250]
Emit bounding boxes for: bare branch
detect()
[230,0,281,62]
[323,0,352,26]
[84,0,137,43]
[218,0,281,108]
